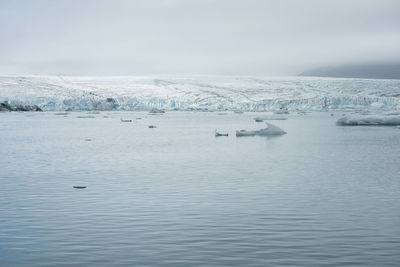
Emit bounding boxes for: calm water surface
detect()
[1,112,400,266]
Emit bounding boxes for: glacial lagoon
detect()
[1,111,400,266]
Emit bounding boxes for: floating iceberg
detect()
[215,130,229,137]
[149,108,165,114]
[274,109,289,114]
[236,122,286,137]
[336,115,400,126]
[73,186,87,189]
[76,115,95,118]
[254,116,288,121]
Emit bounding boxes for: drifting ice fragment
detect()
[149,109,165,114]
[77,115,95,118]
[336,115,400,126]
[274,109,289,114]
[215,130,229,137]
[121,118,132,122]
[236,122,286,137]
[254,116,288,121]
[148,125,157,128]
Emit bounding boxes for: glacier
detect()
[1,75,400,112]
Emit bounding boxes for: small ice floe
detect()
[236,122,286,137]
[336,115,400,126]
[77,115,96,118]
[149,109,165,114]
[254,116,288,122]
[215,130,229,137]
[217,112,228,115]
[148,125,157,128]
[87,111,100,114]
[85,138,92,141]
[234,110,244,114]
[274,109,289,115]
[55,112,69,115]
[136,117,142,120]
[73,186,87,189]
[121,118,132,122]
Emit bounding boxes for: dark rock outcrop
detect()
[105,98,119,110]
[0,102,43,112]
[0,102,12,111]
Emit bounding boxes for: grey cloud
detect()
[0,0,399,75]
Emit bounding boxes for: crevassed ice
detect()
[1,75,400,111]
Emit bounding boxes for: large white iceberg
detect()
[236,122,287,136]
[336,115,400,126]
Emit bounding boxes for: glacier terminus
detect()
[1,75,400,112]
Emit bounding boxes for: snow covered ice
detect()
[1,75,400,112]
[336,114,400,126]
[236,122,287,137]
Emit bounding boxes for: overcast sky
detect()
[1,0,399,76]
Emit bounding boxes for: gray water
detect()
[1,112,400,266]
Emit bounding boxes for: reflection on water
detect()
[1,112,400,266]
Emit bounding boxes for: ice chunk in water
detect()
[336,115,400,126]
[236,122,286,136]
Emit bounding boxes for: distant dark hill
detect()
[299,63,400,79]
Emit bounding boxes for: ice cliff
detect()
[1,75,399,111]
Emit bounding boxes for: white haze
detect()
[0,0,399,76]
